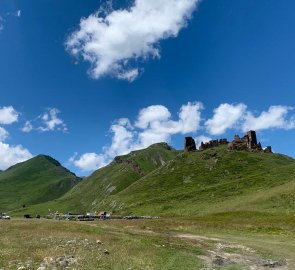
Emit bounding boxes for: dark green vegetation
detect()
[0,155,81,212]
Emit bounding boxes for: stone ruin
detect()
[184,131,272,153]
[184,137,197,152]
[227,130,273,153]
[264,146,272,153]
[228,130,261,151]
[199,138,229,150]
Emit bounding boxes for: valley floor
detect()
[0,213,294,270]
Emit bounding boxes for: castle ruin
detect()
[228,130,263,151]
[184,131,272,153]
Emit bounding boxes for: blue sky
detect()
[1,0,295,175]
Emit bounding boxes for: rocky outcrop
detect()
[184,137,196,152]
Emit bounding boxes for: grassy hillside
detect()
[98,145,295,216]
[15,143,179,215]
[0,155,81,212]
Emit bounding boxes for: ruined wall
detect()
[199,139,228,150]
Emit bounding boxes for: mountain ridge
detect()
[5,141,295,218]
[0,154,81,212]
[10,143,180,215]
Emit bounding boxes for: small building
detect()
[96,211,112,220]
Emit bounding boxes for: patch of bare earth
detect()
[127,229,289,270]
[175,233,289,270]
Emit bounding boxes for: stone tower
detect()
[184,137,196,152]
[247,130,257,149]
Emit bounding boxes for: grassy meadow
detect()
[0,214,294,269]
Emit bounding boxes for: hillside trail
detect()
[84,222,290,270]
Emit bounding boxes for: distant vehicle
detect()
[77,215,95,221]
[0,213,10,220]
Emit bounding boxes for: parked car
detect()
[0,213,10,220]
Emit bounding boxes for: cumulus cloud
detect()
[0,106,19,125]
[70,102,203,171]
[0,127,32,170]
[69,152,106,172]
[0,127,9,142]
[105,118,134,157]
[135,105,171,129]
[66,0,199,81]
[0,142,33,170]
[205,103,247,135]
[21,121,33,133]
[242,105,295,131]
[205,103,295,135]
[136,102,203,148]
[38,108,68,132]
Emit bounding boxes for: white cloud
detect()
[38,108,68,132]
[0,127,9,142]
[69,152,106,172]
[205,103,247,135]
[242,105,295,131]
[0,106,19,125]
[0,142,33,170]
[105,118,134,157]
[135,105,171,129]
[21,121,33,133]
[66,0,199,81]
[70,101,203,171]
[205,103,295,135]
[0,127,32,170]
[136,102,203,148]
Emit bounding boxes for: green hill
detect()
[0,155,81,212]
[15,143,179,215]
[98,145,295,216]
[10,144,295,218]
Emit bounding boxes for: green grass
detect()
[1,215,293,269]
[0,155,81,212]
[97,146,295,216]
[0,219,204,270]
[12,144,295,220]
